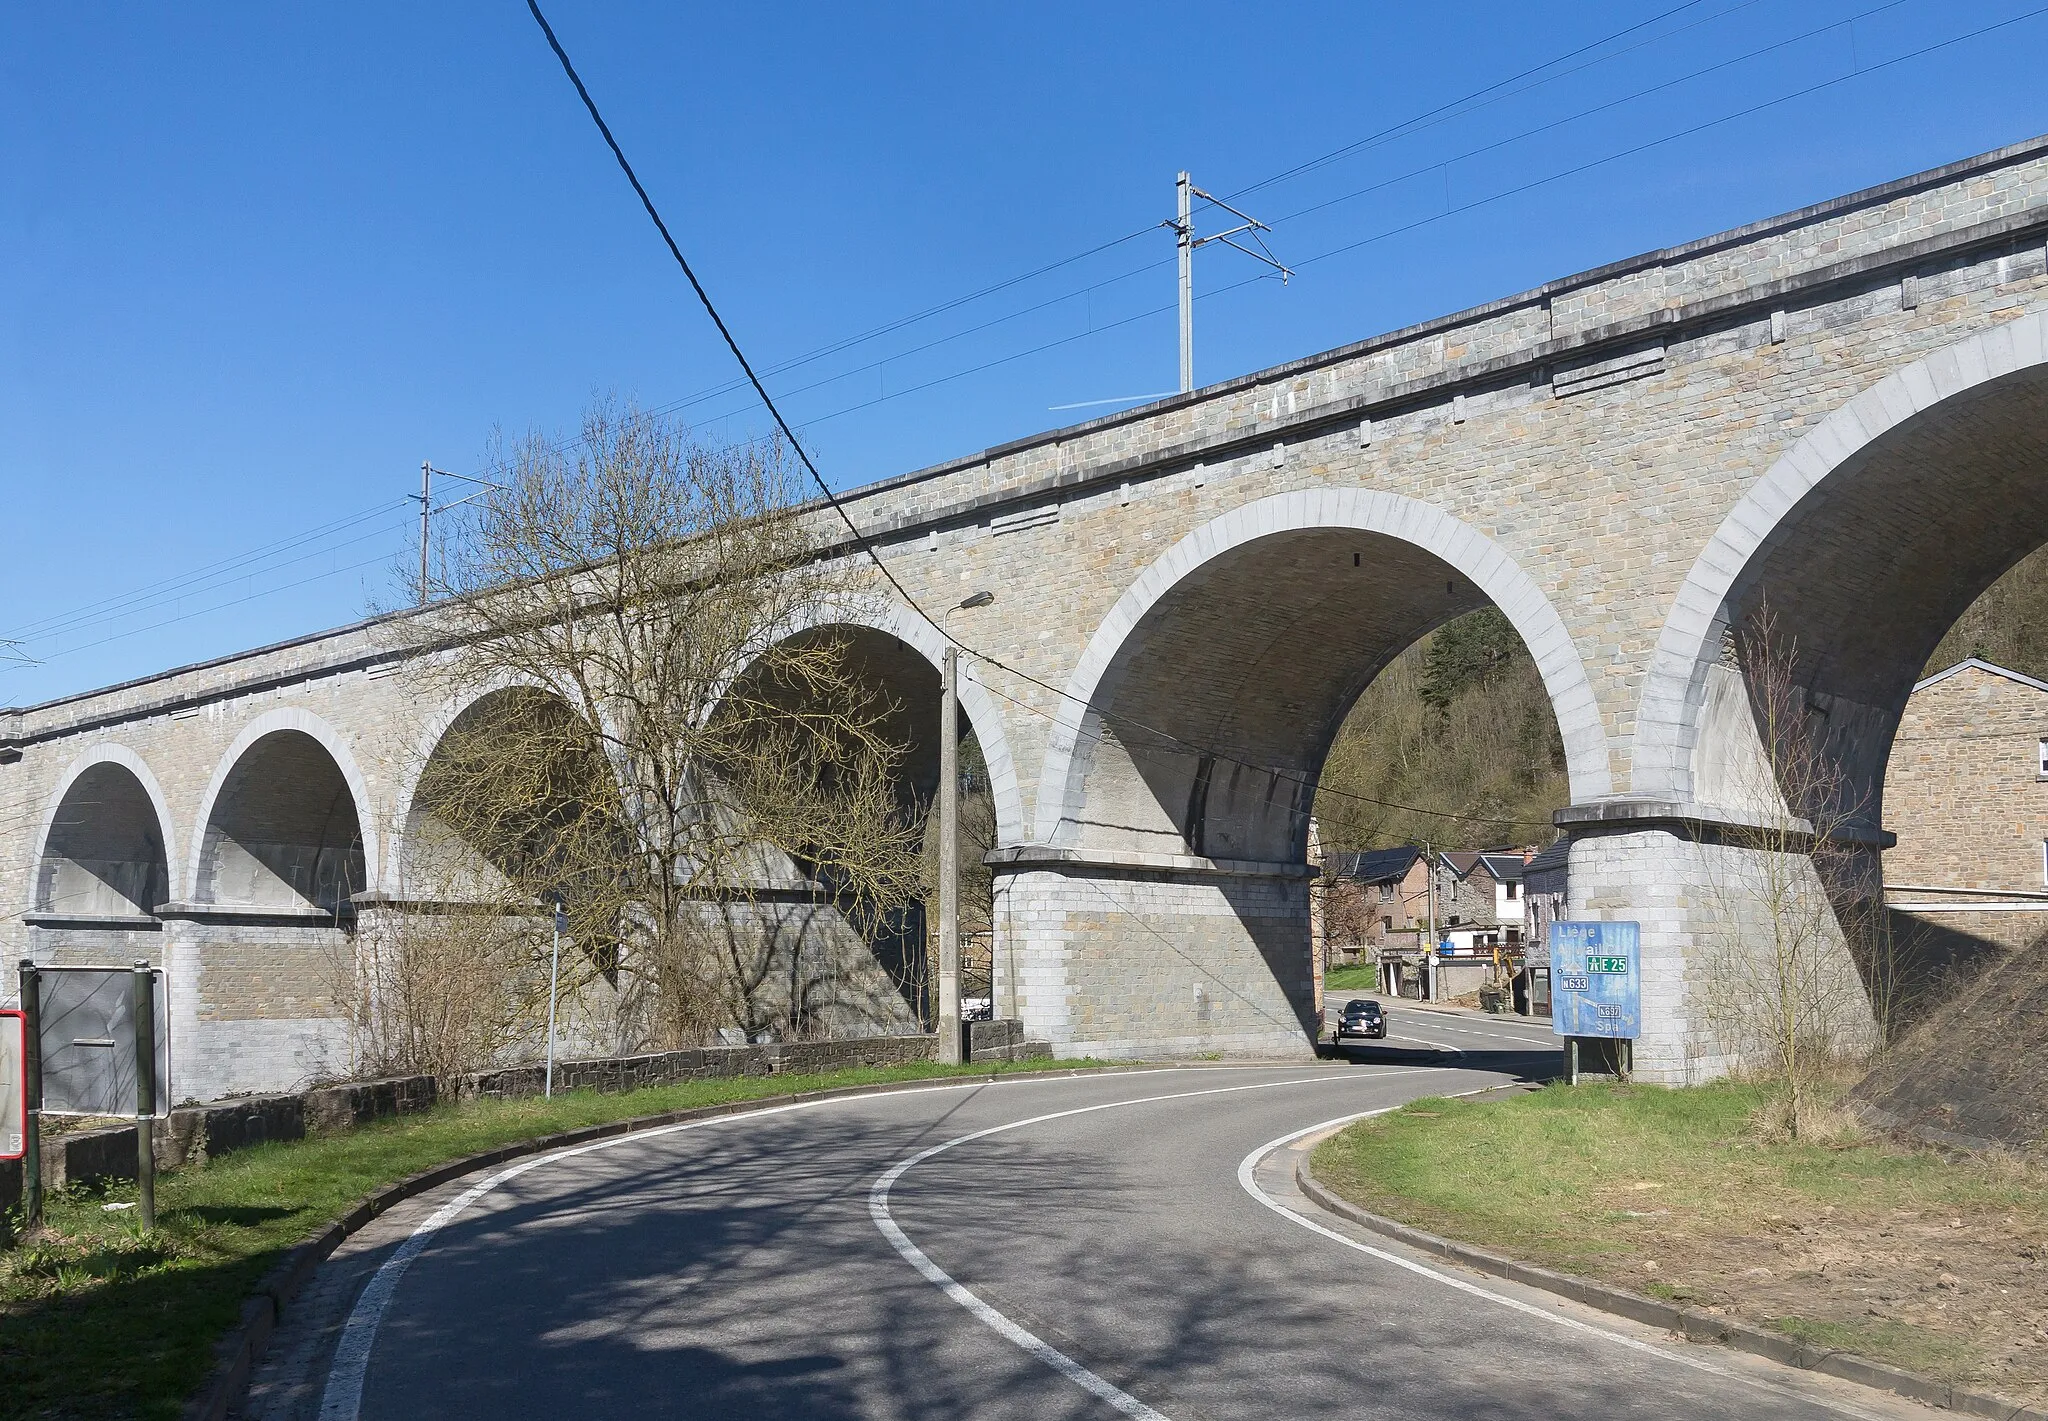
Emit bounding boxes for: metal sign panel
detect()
[38,968,170,1118]
[0,1011,23,1159]
[1548,921,1640,1039]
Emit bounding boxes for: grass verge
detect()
[1310,1081,2048,1405]
[1323,964,1380,992]
[1,1057,1109,1420]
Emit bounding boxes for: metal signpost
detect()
[21,960,171,1229]
[1548,921,1640,1082]
[546,901,567,1099]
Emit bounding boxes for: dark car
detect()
[1334,998,1387,1041]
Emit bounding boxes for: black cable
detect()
[522,1,2039,843]
[522,1,1557,840]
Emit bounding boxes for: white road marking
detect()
[869,1069,1444,1420]
[316,1066,1237,1421]
[1237,1115,1897,1421]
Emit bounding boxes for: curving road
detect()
[249,1020,1917,1420]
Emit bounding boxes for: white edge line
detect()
[1236,1110,1892,1421]
[867,1069,1449,1421]
[315,1066,1250,1421]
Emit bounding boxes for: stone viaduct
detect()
[8,135,2048,1099]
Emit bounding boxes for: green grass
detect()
[1310,1081,2048,1393]
[0,1058,1109,1420]
[1323,964,1380,991]
[1770,1315,1978,1380]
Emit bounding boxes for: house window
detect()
[1378,882,1394,900]
[1505,881,1520,900]
[2042,839,2047,887]
[2038,738,2048,777]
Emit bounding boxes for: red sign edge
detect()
[0,1009,24,1162]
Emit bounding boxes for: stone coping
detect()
[181,1062,1143,1421]
[1294,1157,2045,1420]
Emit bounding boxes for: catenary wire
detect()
[492,0,1783,473]
[525,0,1560,836]
[685,0,2034,440]
[524,0,2048,833]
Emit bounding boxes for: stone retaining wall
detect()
[0,1030,994,1216]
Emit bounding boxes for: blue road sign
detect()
[1549,921,1640,1039]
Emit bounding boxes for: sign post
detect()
[546,901,566,1099]
[1548,921,1640,1081]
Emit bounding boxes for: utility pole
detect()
[413,463,507,607]
[1176,173,1194,395]
[132,961,156,1232]
[1425,844,1439,1003]
[1164,172,1292,394]
[937,646,962,1064]
[417,461,432,605]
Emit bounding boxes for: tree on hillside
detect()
[375,403,922,1064]
[1316,609,1568,851]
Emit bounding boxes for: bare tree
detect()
[1697,602,1881,1134]
[401,402,923,1054]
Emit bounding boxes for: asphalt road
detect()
[255,1044,1920,1421]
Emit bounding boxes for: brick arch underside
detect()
[1650,357,2048,833]
[1056,526,1530,864]
[39,762,170,916]
[198,730,366,912]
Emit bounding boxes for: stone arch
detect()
[34,744,175,917]
[1635,311,2048,812]
[1034,488,1610,854]
[186,708,377,910]
[383,674,594,899]
[735,598,1026,848]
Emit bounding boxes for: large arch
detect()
[186,708,375,911]
[1034,488,1610,855]
[384,674,600,900]
[750,598,1026,848]
[1636,311,2048,815]
[33,744,175,918]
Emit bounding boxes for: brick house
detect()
[1322,846,1430,961]
[1884,658,2048,950]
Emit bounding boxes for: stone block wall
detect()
[1004,867,1317,1059]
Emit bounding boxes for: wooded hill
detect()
[1314,543,2048,854]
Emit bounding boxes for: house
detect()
[1884,657,2048,950]
[1433,848,1556,1012]
[1322,846,1431,962]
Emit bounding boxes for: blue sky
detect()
[4,0,2046,705]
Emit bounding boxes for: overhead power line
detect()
[522,0,1559,835]
[492,0,1788,472]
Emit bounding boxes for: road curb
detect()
[1292,1157,2048,1420]
[179,1062,1140,1421]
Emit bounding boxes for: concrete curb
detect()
[178,1062,1139,1421]
[1293,1159,2048,1421]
